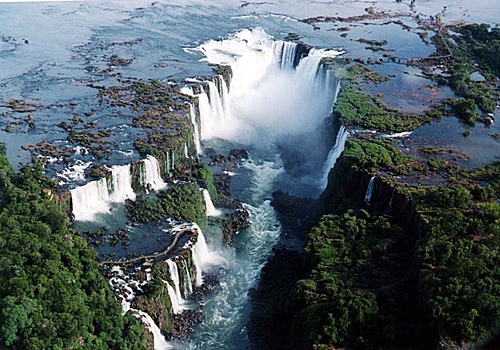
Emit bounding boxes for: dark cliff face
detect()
[320,154,373,213]
[289,136,500,349]
[293,43,312,69]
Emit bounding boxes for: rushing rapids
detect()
[71,27,347,348]
[183,29,346,348]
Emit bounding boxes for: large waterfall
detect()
[183,29,344,348]
[70,178,111,221]
[189,28,342,145]
[71,165,134,221]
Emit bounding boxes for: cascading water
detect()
[71,164,135,221]
[109,164,136,203]
[202,189,222,217]
[187,224,225,287]
[137,310,173,350]
[166,259,187,314]
[70,178,110,221]
[321,125,349,188]
[274,41,297,69]
[189,104,202,154]
[184,28,344,348]
[183,259,194,296]
[365,176,376,205]
[193,28,341,144]
[143,155,167,191]
[180,86,203,155]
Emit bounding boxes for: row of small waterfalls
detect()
[68,28,350,349]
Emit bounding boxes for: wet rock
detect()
[170,309,204,341]
[228,148,249,161]
[189,274,220,302]
[222,209,250,245]
[293,43,312,68]
[107,54,133,67]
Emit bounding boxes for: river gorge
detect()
[0,0,498,349]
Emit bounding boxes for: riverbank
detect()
[248,22,499,350]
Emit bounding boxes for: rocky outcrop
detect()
[222,209,250,244]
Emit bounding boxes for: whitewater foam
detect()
[192,28,342,144]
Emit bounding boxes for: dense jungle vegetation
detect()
[286,138,500,349]
[0,143,145,349]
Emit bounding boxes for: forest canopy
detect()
[0,143,145,349]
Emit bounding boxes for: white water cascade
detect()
[71,165,136,221]
[189,224,224,287]
[109,165,136,203]
[185,29,344,348]
[165,259,187,314]
[137,310,173,350]
[274,40,297,69]
[365,176,376,205]
[70,178,110,221]
[143,155,167,192]
[192,28,342,144]
[321,125,349,188]
[183,259,194,296]
[202,189,222,217]
[189,103,202,154]
[197,79,230,140]
[180,85,202,155]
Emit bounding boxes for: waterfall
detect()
[182,259,193,296]
[166,152,171,174]
[180,86,202,155]
[189,103,202,154]
[273,41,296,70]
[365,176,376,205]
[321,125,349,189]
[136,310,173,350]
[387,188,396,212]
[165,260,187,314]
[189,224,224,287]
[70,178,110,221]
[143,155,167,192]
[109,165,136,203]
[184,143,189,158]
[72,166,135,221]
[198,80,229,140]
[202,188,222,217]
[192,28,342,144]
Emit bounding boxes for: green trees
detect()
[289,213,409,349]
[292,148,499,348]
[126,183,207,228]
[0,144,145,349]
